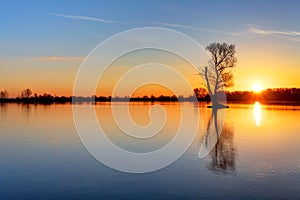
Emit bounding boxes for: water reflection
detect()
[1,103,300,199]
[21,103,33,125]
[254,102,262,127]
[209,125,236,174]
[0,103,7,119]
[198,109,225,158]
[199,108,236,174]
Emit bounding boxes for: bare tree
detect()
[0,90,9,99]
[200,42,237,108]
[21,88,33,99]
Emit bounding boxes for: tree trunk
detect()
[210,95,220,109]
[205,66,220,108]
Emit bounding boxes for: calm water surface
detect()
[0,102,299,199]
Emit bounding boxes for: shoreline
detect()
[1,99,300,106]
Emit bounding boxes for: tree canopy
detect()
[200,42,237,107]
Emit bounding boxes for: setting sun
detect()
[253,83,263,93]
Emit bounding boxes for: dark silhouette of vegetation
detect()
[0,87,299,104]
[199,42,237,108]
[226,88,300,103]
[194,88,210,102]
[0,90,9,99]
[193,87,300,104]
[21,88,32,99]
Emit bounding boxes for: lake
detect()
[0,102,299,199]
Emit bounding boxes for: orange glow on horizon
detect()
[2,40,300,98]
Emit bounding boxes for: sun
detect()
[253,82,263,93]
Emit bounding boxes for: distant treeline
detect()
[194,87,300,102]
[225,88,300,102]
[0,88,300,104]
[0,95,195,103]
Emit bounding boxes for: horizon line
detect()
[1,87,300,99]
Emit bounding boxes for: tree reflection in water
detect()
[0,103,7,119]
[209,124,236,174]
[21,103,32,125]
[199,108,236,174]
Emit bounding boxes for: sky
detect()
[1,0,300,97]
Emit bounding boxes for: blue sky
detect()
[1,0,299,57]
[1,0,300,96]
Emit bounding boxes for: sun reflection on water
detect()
[254,102,262,127]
